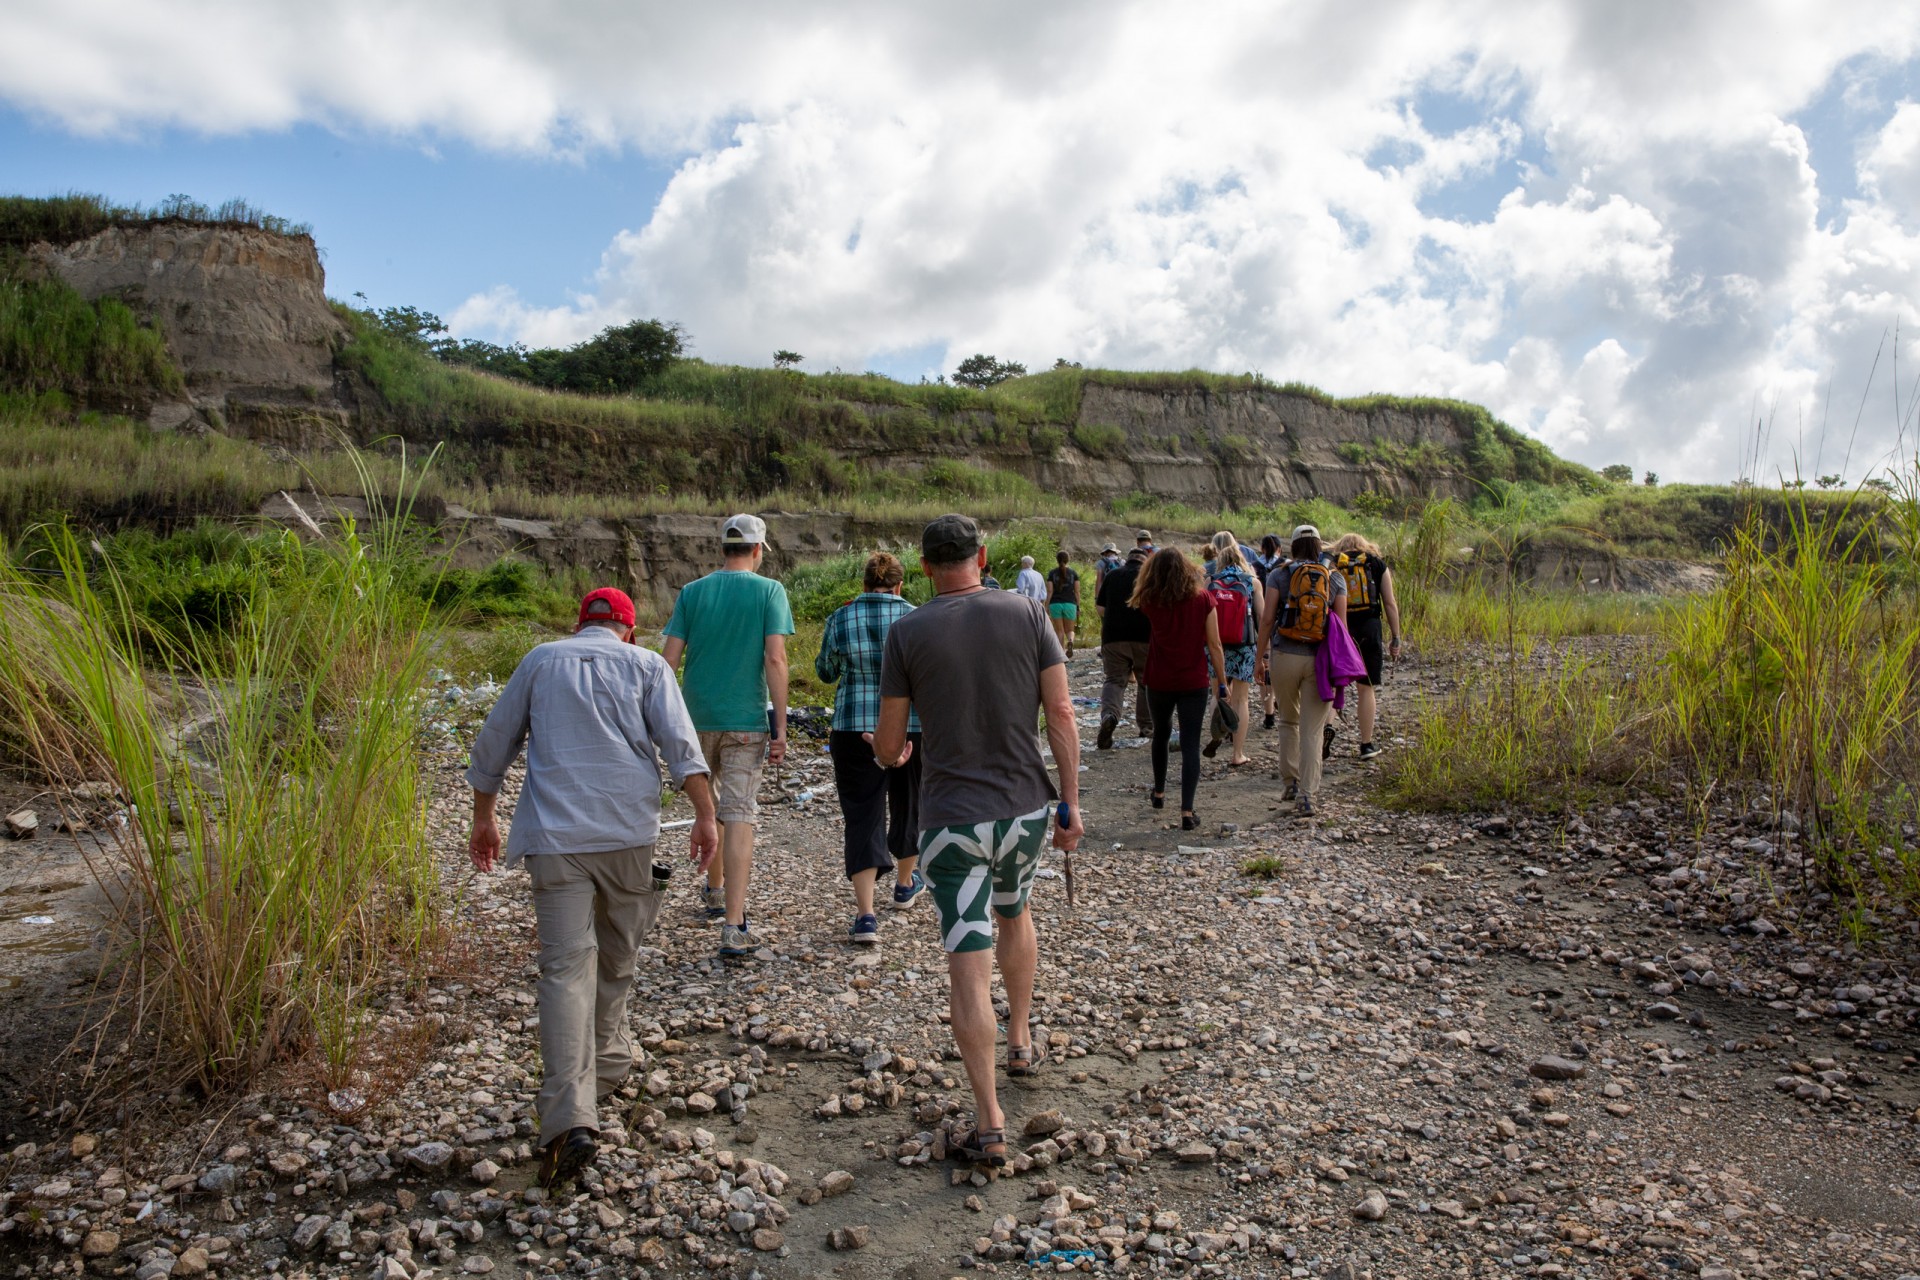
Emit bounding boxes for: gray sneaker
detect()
[718,922,754,957]
[698,884,725,920]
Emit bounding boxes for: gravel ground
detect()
[1,644,1916,1280]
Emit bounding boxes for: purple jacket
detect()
[1314,614,1369,709]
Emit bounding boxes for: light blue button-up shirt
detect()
[465,626,709,865]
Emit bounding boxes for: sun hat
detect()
[578,587,637,628]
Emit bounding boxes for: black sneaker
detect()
[1096,717,1117,751]
[1322,723,1337,760]
[539,1126,597,1187]
[1282,779,1298,802]
[1358,742,1381,760]
[1263,713,1276,730]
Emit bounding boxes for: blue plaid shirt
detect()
[816,592,920,733]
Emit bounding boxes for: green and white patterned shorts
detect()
[917,804,1051,953]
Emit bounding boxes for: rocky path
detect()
[2,646,1917,1279]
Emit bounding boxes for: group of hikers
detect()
[462,510,1400,1184]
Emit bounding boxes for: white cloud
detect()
[7,0,1920,480]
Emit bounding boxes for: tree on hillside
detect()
[773,349,803,370]
[954,353,1027,388]
[1601,463,1633,483]
[1816,474,1845,489]
[1643,471,1659,486]
[373,304,451,351]
[1053,357,1082,370]
[525,318,686,394]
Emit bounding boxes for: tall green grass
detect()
[0,456,447,1094]
[1660,490,1920,914]
[0,408,293,534]
[1386,650,1651,810]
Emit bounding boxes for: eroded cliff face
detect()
[1017,384,1484,507]
[31,224,348,438]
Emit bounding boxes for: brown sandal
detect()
[952,1125,1008,1167]
[1007,1044,1040,1077]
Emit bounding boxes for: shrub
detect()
[1071,423,1127,456]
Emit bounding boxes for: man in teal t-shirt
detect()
[663,514,796,959]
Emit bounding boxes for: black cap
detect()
[921,513,982,564]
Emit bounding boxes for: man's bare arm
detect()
[872,696,912,768]
[661,636,687,672]
[1040,664,1083,850]
[764,633,789,765]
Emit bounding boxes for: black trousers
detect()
[829,730,922,879]
[1147,687,1207,813]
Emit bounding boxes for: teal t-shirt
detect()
[664,570,797,732]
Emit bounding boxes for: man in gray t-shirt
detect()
[874,514,1084,1169]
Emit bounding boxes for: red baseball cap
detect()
[577,587,637,628]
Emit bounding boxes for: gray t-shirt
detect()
[1264,559,1347,657]
[880,588,1066,829]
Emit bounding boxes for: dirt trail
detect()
[0,645,1915,1279]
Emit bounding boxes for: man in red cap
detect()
[467,586,718,1187]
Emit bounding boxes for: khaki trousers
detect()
[1100,640,1153,736]
[1271,652,1333,800]
[526,847,663,1145]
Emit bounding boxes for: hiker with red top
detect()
[1202,531,1258,767]
[1130,547,1228,831]
[1255,524,1348,817]
[465,588,719,1188]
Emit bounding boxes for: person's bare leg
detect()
[722,822,755,927]
[996,908,1037,1055]
[1358,683,1377,745]
[947,950,1004,1133]
[1229,678,1252,763]
[894,853,919,891]
[851,867,877,917]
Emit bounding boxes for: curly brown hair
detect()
[1128,547,1202,610]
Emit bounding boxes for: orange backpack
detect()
[1276,561,1333,644]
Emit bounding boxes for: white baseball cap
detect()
[1290,523,1320,542]
[721,513,768,545]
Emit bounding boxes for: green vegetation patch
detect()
[0,192,312,251]
[0,274,181,405]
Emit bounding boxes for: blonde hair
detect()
[1209,531,1249,573]
[1331,533,1381,558]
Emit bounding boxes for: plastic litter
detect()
[1026,1249,1098,1267]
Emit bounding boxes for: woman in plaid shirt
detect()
[815,552,927,943]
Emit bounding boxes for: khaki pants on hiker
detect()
[1100,641,1153,736]
[1271,652,1332,800]
[527,847,664,1145]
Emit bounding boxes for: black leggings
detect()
[1147,687,1207,813]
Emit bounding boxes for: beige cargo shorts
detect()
[698,730,769,824]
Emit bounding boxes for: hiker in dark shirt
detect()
[1093,547,1153,749]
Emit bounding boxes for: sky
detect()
[5,1,1920,485]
